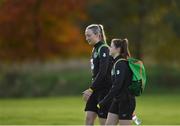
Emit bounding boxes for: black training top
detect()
[99,55,134,106]
[90,41,113,91]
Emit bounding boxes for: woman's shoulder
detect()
[99,44,109,52]
[115,59,128,69]
[98,45,110,58]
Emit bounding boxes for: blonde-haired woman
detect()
[83,24,113,125]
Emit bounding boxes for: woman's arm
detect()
[98,61,127,107]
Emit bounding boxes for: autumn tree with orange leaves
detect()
[0,0,90,62]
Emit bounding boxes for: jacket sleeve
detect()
[99,61,127,106]
[90,46,110,91]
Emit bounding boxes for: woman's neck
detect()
[95,39,101,44]
[113,53,120,59]
[92,40,101,46]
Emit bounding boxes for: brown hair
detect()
[112,38,131,59]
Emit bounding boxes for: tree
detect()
[86,0,178,63]
[0,0,90,62]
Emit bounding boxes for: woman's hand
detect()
[82,88,93,102]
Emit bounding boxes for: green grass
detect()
[0,94,180,125]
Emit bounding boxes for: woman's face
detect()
[85,29,99,45]
[110,42,120,57]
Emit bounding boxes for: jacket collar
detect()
[94,41,104,48]
[114,55,124,63]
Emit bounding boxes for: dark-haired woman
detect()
[98,38,135,125]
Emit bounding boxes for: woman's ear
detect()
[117,47,121,54]
[98,33,101,40]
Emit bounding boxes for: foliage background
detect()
[0,0,180,125]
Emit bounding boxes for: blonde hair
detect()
[86,24,107,43]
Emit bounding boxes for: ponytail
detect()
[98,24,107,43]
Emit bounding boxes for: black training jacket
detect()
[90,41,113,91]
[99,55,134,106]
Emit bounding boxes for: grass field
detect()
[0,94,180,125]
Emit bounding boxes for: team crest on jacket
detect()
[103,53,106,57]
[116,70,120,75]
